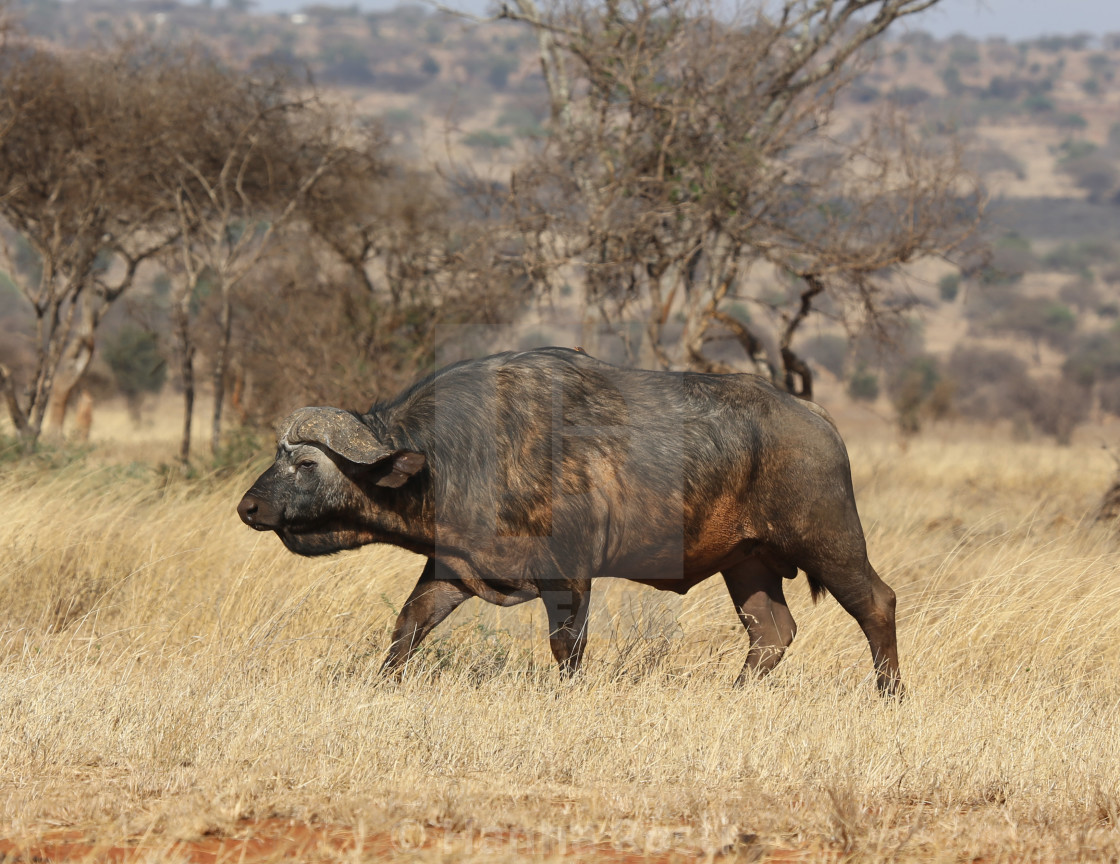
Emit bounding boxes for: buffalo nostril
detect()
[237,496,259,524]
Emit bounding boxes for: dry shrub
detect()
[1029,376,1091,444]
[947,346,1091,443]
[1100,379,1120,417]
[947,346,1033,423]
[887,353,951,433]
[965,144,1027,180]
[1059,277,1102,313]
[232,241,426,421]
[231,217,531,425]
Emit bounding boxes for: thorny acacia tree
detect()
[154,52,352,464]
[302,134,449,383]
[301,130,544,398]
[0,44,178,447]
[305,127,433,305]
[491,0,981,392]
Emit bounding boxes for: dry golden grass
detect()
[2,422,1120,861]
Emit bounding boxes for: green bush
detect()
[381,107,418,130]
[211,425,269,475]
[988,296,1078,354]
[948,44,981,66]
[995,232,1031,251]
[102,324,166,409]
[1034,34,1089,52]
[938,273,961,302]
[496,107,540,128]
[848,82,880,103]
[1056,139,1098,163]
[969,145,1026,179]
[947,345,1031,423]
[984,75,1020,99]
[423,19,443,43]
[486,56,518,91]
[1043,240,1116,271]
[1056,113,1088,130]
[1063,331,1120,389]
[977,265,1022,287]
[463,130,512,150]
[940,66,965,95]
[1022,93,1054,114]
[1058,154,1119,204]
[889,86,930,107]
[1088,53,1111,75]
[888,354,945,434]
[971,234,1038,287]
[1059,278,1101,313]
[495,107,546,139]
[847,365,880,402]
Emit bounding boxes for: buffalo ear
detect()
[281,407,389,465]
[375,451,426,488]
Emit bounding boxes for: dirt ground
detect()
[0,818,801,862]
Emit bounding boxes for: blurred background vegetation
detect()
[2,0,1120,466]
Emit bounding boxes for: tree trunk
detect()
[0,363,32,445]
[45,338,93,441]
[230,364,248,426]
[180,355,195,470]
[171,292,196,469]
[46,285,115,439]
[24,293,79,449]
[780,347,814,399]
[210,284,233,458]
[74,390,94,443]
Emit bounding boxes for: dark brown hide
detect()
[237,348,901,695]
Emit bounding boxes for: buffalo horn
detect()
[281,407,389,465]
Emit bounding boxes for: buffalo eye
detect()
[297,459,317,472]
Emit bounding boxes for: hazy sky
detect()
[914,0,1120,40]
[255,0,1120,39]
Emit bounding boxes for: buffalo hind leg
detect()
[723,558,797,686]
[541,582,591,676]
[811,558,902,698]
[382,558,473,674]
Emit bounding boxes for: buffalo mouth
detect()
[277,525,371,557]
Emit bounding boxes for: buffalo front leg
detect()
[541,582,591,676]
[381,558,473,674]
[723,557,798,686]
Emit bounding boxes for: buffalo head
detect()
[237,407,426,556]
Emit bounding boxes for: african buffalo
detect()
[237,347,901,695]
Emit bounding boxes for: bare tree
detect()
[0,43,177,449]
[234,185,536,426]
[473,0,981,390]
[303,126,440,307]
[300,126,540,392]
[152,53,350,464]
